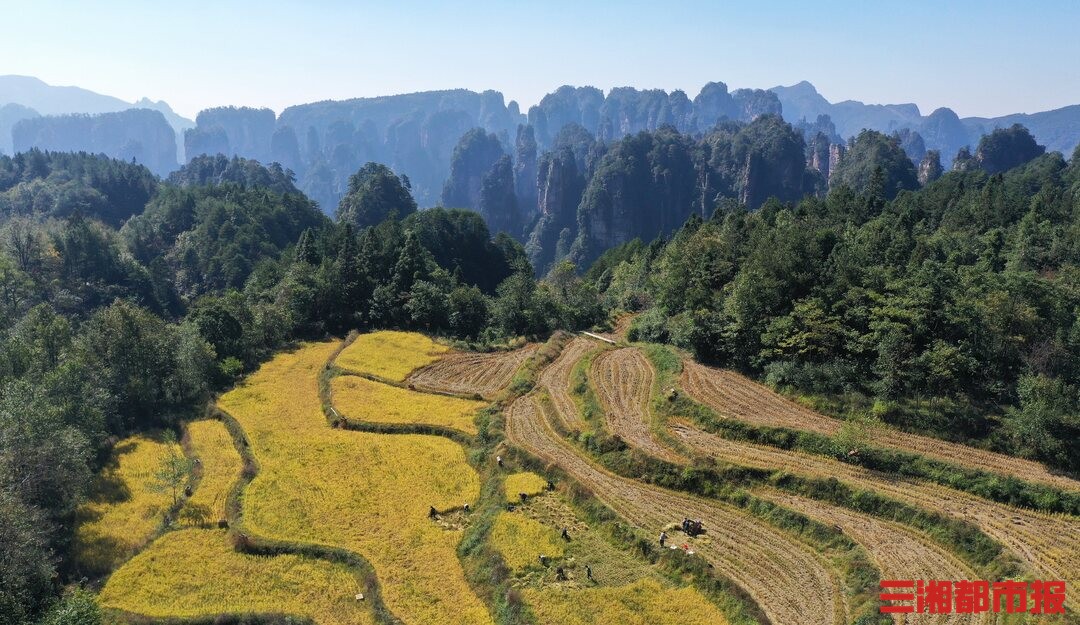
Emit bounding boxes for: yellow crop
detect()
[182,420,241,526]
[331,375,484,434]
[504,471,549,503]
[72,434,179,574]
[335,330,449,381]
[218,341,492,625]
[524,579,730,625]
[99,529,375,625]
[491,511,565,570]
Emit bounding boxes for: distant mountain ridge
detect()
[770,80,1080,164]
[0,75,192,159]
[2,75,1079,186]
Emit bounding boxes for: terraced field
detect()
[331,374,485,434]
[71,433,180,574]
[591,347,684,463]
[100,529,376,625]
[681,360,1080,491]
[524,578,730,625]
[336,330,449,381]
[757,490,987,625]
[670,420,1080,584]
[405,343,539,398]
[580,345,1017,622]
[506,394,843,625]
[219,341,493,625]
[537,336,600,431]
[505,471,550,503]
[491,510,566,569]
[182,419,242,526]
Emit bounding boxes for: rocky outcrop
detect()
[918,150,943,185]
[478,155,519,236]
[186,107,276,164]
[513,124,538,221]
[12,108,177,175]
[441,128,505,210]
[525,146,588,273]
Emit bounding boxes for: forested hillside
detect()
[1,110,1078,622]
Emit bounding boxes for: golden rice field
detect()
[331,374,484,434]
[504,471,549,503]
[218,340,493,625]
[523,579,730,625]
[491,511,566,569]
[99,529,375,625]
[335,330,449,381]
[182,420,242,526]
[72,433,179,574]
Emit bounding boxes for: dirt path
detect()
[506,394,843,625]
[670,420,1080,584]
[757,490,991,625]
[406,344,539,399]
[591,348,685,463]
[536,337,597,431]
[597,313,636,343]
[681,361,1080,493]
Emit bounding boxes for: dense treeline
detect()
[0,151,601,624]
[601,145,1080,472]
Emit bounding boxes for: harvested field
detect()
[756,490,987,625]
[505,471,550,503]
[681,360,1080,492]
[72,433,180,574]
[524,578,730,625]
[405,343,539,398]
[219,341,492,625]
[591,348,684,463]
[595,313,635,343]
[100,529,376,625]
[182,420,242,526]
[506,394,843,625]
[331,374,485,434]
[491,511,566,569]
[537,336,599,431]
[670,420,1080,584]
[335,330,449,381]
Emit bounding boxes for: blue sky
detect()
[3,0,1078,119]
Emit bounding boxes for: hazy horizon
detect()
[2,0,1079,120]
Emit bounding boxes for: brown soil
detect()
[506,395,844,625]
[680,360,1080,492]
[591,348,685,463]
[405,344,539,399]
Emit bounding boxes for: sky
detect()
[2,0,1079,120]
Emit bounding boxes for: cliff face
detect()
[12,108,177,175]
[918,150,943,185]
[185,107,277,165]
[525,146,588,273]
[528,82,782,148]
[441,128,505,211]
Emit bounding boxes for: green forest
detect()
[1,116,1078,623]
